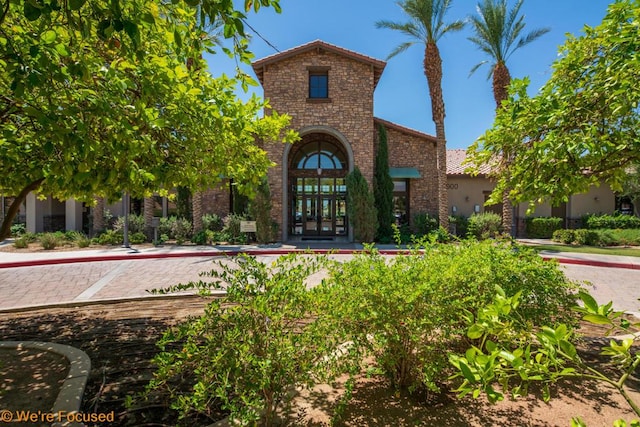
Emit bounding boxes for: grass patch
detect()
[530,244,640,258]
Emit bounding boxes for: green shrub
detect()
[158,216,176,238]
[609,228,640,245]
[525,217,563,238]
[130,232,147,244]
[573,229,600,246]
[191,230,211,246]
[412,212,438,236]
[146,254,347,426]
[94,230,123,245]
[171,218,192,244]
[583,213,640,229]
[249,178,277,244]
[39,233,60,250]
[77,236,91,248]
[449,215,469,237]
[113,213,146,234]
[13,237,29,249]
[222,214,247,244]
[20,232,37,243]
[552,229,575,244]
[467,212,502,240]
[201,213,223,232]
[346,167,377,242]
[10,223,26,237]
[320,241,577,394]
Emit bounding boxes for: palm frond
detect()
[387,41,416,60]
[469,60,489,77]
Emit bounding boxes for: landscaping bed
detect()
[0,296,638,426]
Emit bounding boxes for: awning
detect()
[389,167,421,179]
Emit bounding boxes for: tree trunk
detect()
[144,196,154,240]
[92,197,105,236]
[192,191,203,234]
[424,43,449,231]
[0,179,44,241]
[494,62,514,235]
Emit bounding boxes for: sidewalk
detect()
[0,239,638,314]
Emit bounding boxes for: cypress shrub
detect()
[346,167,378,242]
[374,124,395,242]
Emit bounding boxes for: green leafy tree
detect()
[377,0,465,231]
[374,124,395,242]
[0,0,297,240]
[467,1,640,209]
[346,167,377,242]
[468,0,549,233]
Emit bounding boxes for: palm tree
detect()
[377,0,465,231]
[468,0,549,234]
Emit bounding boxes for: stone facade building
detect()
[252,40,438,241]
[14,40,618,239]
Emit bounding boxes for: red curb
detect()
[542,256,640,270]
[0,249,413,269]
[1,250,638,270]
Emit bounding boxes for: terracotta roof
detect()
[252,40,386,87]
[374,117,437,143]
[446,149,495,176]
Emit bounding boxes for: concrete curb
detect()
[0,341,91,427]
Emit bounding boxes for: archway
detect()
[285,131,352,239]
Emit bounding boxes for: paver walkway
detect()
[0,242,639,315]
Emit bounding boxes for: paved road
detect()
[0,250,639,316]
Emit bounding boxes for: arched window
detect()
[291,140,347,171]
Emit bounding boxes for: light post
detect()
[122,193,130,249]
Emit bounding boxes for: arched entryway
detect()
[286,131,352,239]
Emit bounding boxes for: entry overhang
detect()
[389,167,421,179]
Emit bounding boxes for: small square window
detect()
[309,72,328,98]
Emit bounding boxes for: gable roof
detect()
[374,117,437,144]
[447,149,495,176]
[252,40,386,87]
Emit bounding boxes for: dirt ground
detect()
[0,295,638,426]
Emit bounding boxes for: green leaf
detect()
[24,2,42,21]
[68,0,87,10]
[42,30,57,43]
[458,361,477,384]
[578,291,599,313]
[467,324,484,340]
[583,314,613,325]
[559,340,577,359]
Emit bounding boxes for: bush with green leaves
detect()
[13,237,29,248]
[525,216,563,238]
[450,289,640,423]
[10,223,26,237]
[319,241,578,394]
[39,233,60,250]
[467,212,503,240]
[583,214,640,230]
[130,232,147,244]
[412,212,438,236]
[113,213,146,235]
[552,229,576,244]
[201,214,223,232]
[346,167,377,242]
[145,254,351,426]
[449,215,469,237]
[249,178,277,244]
[222,214,247,244]
[172,218,193,244]
[93,229,123,246]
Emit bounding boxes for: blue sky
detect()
[206,0,612,149]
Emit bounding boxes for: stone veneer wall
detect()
[384,125,439,221]
[258,49,377,238]
[201,182,231,219]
